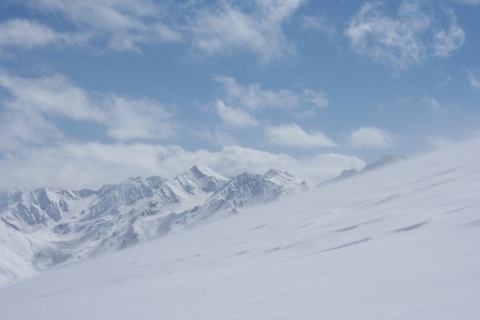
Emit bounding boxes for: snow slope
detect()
[0,137,479,319]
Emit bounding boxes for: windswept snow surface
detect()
[1,138,479,319]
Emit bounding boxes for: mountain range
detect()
[0,154,406,287]
[0,165,306,286]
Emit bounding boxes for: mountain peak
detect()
[320,154,408,186]
[363,154,407,172]
[190,165,227,181]
[263,169,288,179]
[263,169,307,189]
[174,165,228,194]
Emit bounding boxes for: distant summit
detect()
[362,155,407,172]
[321,155,407,185]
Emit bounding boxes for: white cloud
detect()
[0,72,100,150]
[267,123,335,148]
[0,143,170,190]
[0,72,175,148]
[215,76,328,112]
[0,73,103,121]
[433,10,465,57]
[303,88,329,108]
[0,142,364,190]
[10,0,303,57]
[207,145,364,185]
[347,127,395,148]
[345,1,465,71]
[107,97,174,140]
[215,100,258,129]
[467,70,480,91]
[28,0,182,51]
[0,103,62,151]
[216,76,300,110]
[0,19,80,54]
[190,0,303,62]
[345,2,430,71]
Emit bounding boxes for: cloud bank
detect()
[267,123,335,148]
[347,127,395,148]
[0,142,364,190]
[0,72,175,151]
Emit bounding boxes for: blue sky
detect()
[0,0,479,189]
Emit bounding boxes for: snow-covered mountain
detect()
[166,169,308,231]
[322,154,407,184]
[362,154,407,171]
[0,137,478,319]
[0,165,307,286]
